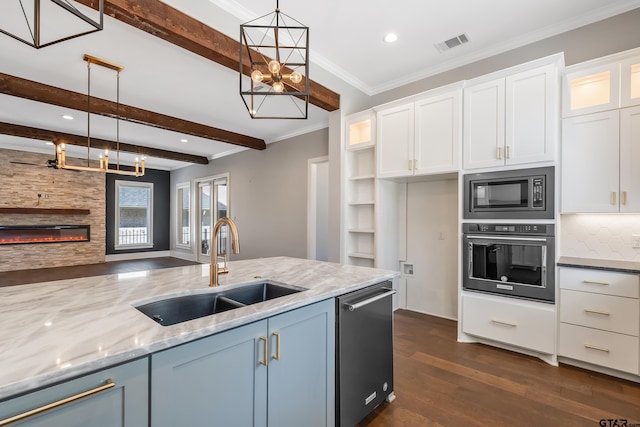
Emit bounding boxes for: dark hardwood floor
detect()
[358,310,640,427]
[0,257,200,286]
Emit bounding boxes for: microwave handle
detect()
[541,246,547,288]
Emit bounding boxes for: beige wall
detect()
[0,149,105,272]
[171,128,328,261]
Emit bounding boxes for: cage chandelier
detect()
[55,54,145,177]
[0,0,103,49]
[239,0,310,119]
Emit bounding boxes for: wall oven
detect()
[463,223,555,303]
[463,166,554,220]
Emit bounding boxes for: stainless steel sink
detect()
[134,281,304,326]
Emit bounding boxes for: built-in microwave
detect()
[463,166,554,220]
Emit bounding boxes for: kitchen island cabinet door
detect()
[150,320,268,427]
[267,299,335,427]
[0,358,148,427]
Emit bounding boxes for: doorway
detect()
[196,174,229,264]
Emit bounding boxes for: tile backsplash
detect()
[560,214,640,261]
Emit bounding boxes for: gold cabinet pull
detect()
[611,191,617,205]
[259,336,268,366]
[505,145,511,159]
[582,280,610,286]
[408,159,413,171]
[272,332,281,361]
[491,319,517,327]
[584,308,611,316]
[584,344,610,353]
[622,191,628,205]
[0,379,115,426]
[497,146,503,160]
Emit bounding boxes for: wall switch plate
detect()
[633,234,640,249]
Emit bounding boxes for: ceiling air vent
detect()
[434,33,470,53]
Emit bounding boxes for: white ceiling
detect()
[0,0,639,170]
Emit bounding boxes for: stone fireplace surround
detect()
[0,148,105,272]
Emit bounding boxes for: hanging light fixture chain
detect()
[116,70,120,170]
[87,60,91,167]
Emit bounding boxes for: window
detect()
[195,174,229,263]
[115,180,153,249]
[176,182,190,248]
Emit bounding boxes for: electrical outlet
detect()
[633,234,640,249]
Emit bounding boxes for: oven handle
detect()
[344,288,396,312]
[465,235,549,242]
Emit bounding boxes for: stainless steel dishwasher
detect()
[336,281,396,426]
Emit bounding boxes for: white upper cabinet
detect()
[619,105,640,212]
[376,103,414,178]
[561,111,620,213]
[414,89,462,175]
[506,64,558,165]
[377,85,461,178]
[463,60,559,170]
[463,78,505,169]
[563,48,640,116]
[621,56,640,108]
[563,63,620,117]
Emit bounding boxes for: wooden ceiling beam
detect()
[0,122,210,165]
[75,0,341,112]
[0,72,266,151]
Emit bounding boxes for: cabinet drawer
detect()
[560,289,639,336]
[462,293,555,354]
[559,323,639,374]
[559,267,639,298]
[0,358,149,427]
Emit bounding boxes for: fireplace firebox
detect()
[0,225,90,245]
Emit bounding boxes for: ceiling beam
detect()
[0,122,210,165]
[75,0,341,112]
[0,72,266,151]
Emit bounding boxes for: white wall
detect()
[560,214,640,261]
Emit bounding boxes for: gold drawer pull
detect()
[0,379,115,426]
[582,280,610,286]
[491,319,517,327]
[611,192,617,205]
[505,145,511,159]
[497,147,503,160]
[584,308,610,316]
[622,191,628,205]
[272,332,281,361]
[584,344,610,353]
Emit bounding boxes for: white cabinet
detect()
[558,267,640,375]
[377,86,461,178]
[563,49,640,116]
[463,62,558,169]
[562,106,640,213]
[461,292,556,355]
[414,89,461,175]
[345,112,376,267]
[377,103,414,178]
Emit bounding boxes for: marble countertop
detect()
[0,257,399,400]
[557,256,640,274]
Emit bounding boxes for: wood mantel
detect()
[0,208,90,215]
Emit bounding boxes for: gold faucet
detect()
[209,217,240,287]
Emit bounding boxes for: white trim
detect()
[169,250,198,262]
[307,155,329,260]
[175,181,191,249]
[106,250,171,262]
[114,180,154,251]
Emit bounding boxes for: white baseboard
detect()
[105,251,171,262]
[169,250,198,262]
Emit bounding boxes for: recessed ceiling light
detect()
[180,138,188,143]
[62,115,74,120]
[383,33,398,43]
